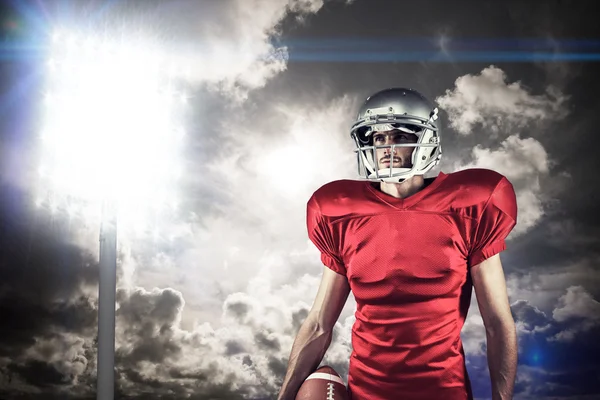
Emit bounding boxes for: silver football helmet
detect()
[350,88,442,183]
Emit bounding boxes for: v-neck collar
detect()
[365,171,448,210]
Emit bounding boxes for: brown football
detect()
[295,365,349,400]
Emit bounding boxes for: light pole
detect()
[97,201,117,400]
[38,30,187,400]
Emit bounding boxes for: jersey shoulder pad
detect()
[440,168,509,207]
[445,168,505,188]
[308,179,370,218]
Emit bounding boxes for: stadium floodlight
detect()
[37,29,188,400]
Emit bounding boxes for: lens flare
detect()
[36,29,188,234]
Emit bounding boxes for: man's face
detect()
[372,130,418,169]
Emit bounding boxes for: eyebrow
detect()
[373,131,412,137]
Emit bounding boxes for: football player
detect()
[277,88,518,400]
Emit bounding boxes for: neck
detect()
[379,175,425,199]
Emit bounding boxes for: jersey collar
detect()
[366,171,448,210]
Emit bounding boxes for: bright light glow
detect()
[38,30,187,233]
[254,106,354,199]
[259,141,316,196]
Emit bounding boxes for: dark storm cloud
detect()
[267,356,287,377]
[108,281,314,398]
[465,295,600,399]
[512,300,552,331]
[506,0,595,86]
[7,360,69,388]
[502,296,599,398]
[167,368,208,381]
[117,384,249,400]
[0,293,96,358]
[255,331,281,352]
[225,299,252,322]
[118,287,183,329]
[0,184,98,396]
[2,0,600,399]
[116,288,185,366]
[112,286,258,398]
[114,364,249,400]
[225,340,247,356]
[290,308,309,332]
[0,184,283,399]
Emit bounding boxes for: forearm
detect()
[277,318,333,400]
[486,321,518,400]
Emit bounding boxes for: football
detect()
[295,365,349,400]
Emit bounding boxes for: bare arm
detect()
[277,267,351,400]
[471,253,518,400]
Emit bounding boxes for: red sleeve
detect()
[468,177,518,268]
[306,196,346,276]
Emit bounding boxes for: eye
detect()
[394,133,416,143]
[373,135,385,143]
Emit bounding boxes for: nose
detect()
[383,138,398,154]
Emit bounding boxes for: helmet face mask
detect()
[350,88,442,183]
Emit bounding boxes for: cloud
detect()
[107,269,353,398]
[462,282,600,398]
[455,135,549,236]
[142,0,328,102]
[19,334,89,385]
[548,286,600,343]
[507,274,600,347]
[0,90,360,396]
[552,286,600,323]
[6,0,333,206]
[512,287,600,348]
[50,1,329,104]
[142,94,359,312]
[461,303,487,357]
[436,66,568,135]
[0,185,99,397]
[512,300,552,333]
[506,257,600,314]
[7,1,597,395]
[0,188,357,399]
[437,66,571,237]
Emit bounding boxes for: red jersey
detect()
[306,168,517,400]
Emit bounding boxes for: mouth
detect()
[380,157,402,166]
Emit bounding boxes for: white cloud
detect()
[552,286,600,323]
[506,258,600,315]
[141,95,358,317]
[439,66,571,237]
[464,136,549,181]
[149,0,328,102]
[455,135,549,236]
[461,299,487,356]
[436,66,568,135]
[506,272,600,345]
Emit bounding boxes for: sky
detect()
[0,0,599,399]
